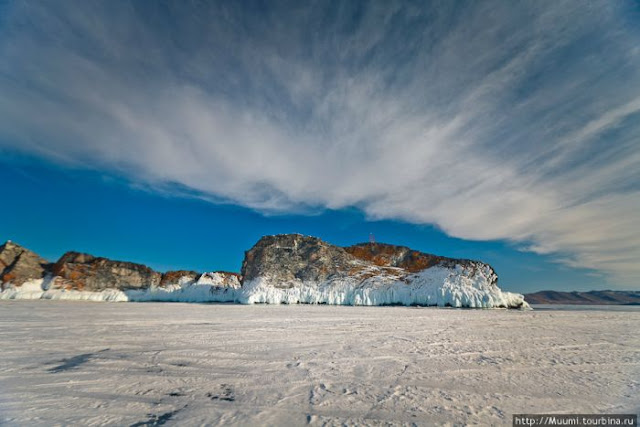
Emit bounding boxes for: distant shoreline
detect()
[524,290,640,305]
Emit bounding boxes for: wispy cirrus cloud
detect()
[0,1,639,285]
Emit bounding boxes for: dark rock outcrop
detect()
[241,234,493,285]
[0,241,49,288]
[51,251,161,291]
[241,234,362,286]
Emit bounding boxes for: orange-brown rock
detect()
[0,241,49,288]
[52,251,161,291]
[344,243,461,272]
[160,270,200,287]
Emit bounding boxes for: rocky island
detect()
[0,235,527,308]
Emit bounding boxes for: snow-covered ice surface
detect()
[1,302,638,426]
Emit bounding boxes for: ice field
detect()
[0,301,638,426]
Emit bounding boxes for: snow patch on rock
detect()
[125,272,240,302]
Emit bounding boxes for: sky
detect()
[0,1,639,293]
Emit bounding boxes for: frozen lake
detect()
[1,302,638,426]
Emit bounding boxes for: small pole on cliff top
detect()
[369,233,375,244]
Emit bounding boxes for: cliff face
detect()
[241,235,496,284]
[0,241,49,288]
[240,234,521,308]
[241,234,360,286]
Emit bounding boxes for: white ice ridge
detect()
[0,278,128,302]
[0,273,240,304]
[0,266,528,308]
[240,264,528,309]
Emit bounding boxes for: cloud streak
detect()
[1,0,639,285]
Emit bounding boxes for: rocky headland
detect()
[0,235,527,308]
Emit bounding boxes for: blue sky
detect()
[0,153,604,293]
[0,1,639,292]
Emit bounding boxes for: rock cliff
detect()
[240,234,525,308]
[241,234,360,285]
[51,252,162,291]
